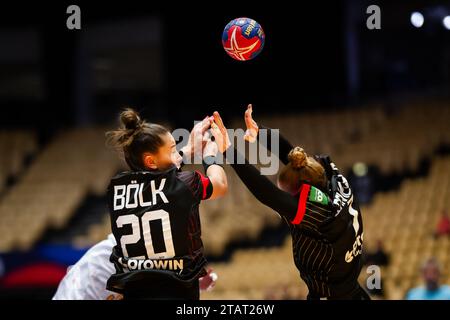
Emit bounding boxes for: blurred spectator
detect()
[434,210,450,238]
[348,162,374,205]
[405,258,450,300]
[365,240,389,267]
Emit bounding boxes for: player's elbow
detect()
[206,165,228,200]
[212,178,228,199]
[220,177,228,196]
[209,175,228,200]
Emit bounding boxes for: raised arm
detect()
[211,111,298,221]
[244,104,293,165]
[203,134,228,200]
[229,144,298,221]
[180,117,228,200]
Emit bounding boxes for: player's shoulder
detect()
[176,169,207,184]
[176,170,202,191]
[110,170,138,181]
[176,169,197,180]
[110,167,178,183]
[306,185,331,207]
[314,154,335,177]
[314,154,332,167]
[109,171,138,188]
[295,184,332,226]
[176,170,212,201]
[174,169,194,187]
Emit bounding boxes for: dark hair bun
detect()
[120,108,142,130]
[288,147,308,169]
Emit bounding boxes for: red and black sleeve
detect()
[195,171,213,200]
[178,171,213,201]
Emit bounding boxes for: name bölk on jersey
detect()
[113,178,169,211]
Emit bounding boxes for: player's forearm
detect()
[227,145,297,220]
[206,165,228,199]
[258,125,293,165]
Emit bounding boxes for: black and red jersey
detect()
[286,155,364,298]
[106,166,212,295]
[228,127,367,299]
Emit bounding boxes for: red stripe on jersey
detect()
[291,184,311,225]
[196,171,211,200]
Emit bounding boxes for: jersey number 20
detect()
[115,209,175,259]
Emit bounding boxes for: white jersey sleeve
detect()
[52,234,118,300]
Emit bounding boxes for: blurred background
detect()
[0,0,450,299]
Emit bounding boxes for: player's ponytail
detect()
[288,147,308,169]
[121,108,143,131]
[106,108,169,170]
[278,147,327,193]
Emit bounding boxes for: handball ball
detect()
[222,17,265,61]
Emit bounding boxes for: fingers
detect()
[209,120,219,136]
[213,112,229,145]
[201,116,211,133]
[193,117,204,131]
[210,123,222,145]
[211,112,225,137]
[209,123,226,153]
[192,116,210,133]
[192,119,209,159]
[244,104,254,128]
[213,111,226,131]
[245,104,253,117]
[207,111,231,153]
[210,120,220,133]
[207,116,216,133]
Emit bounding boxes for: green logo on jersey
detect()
[308,186,329,206]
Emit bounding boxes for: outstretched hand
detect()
[209,111,231,154]
[182,116,211,160]
[202,131,218,158]
[244,104,259,143]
